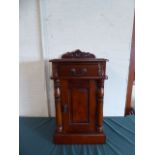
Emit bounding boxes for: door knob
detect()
[62,104,68,113]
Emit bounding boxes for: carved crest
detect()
[61,49,96,59]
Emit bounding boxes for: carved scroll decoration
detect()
[62,49,96,59]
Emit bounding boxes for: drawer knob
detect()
[70,68,76,75]
[81,68,87,74]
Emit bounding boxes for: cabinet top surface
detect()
[49,49,108,63]
[49,58,108,63]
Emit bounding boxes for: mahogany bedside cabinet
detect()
[49,49,108,144]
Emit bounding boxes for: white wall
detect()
[19,0,134,116]
[19,0,42,62]
[19,0,48,116]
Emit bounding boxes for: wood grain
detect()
[50,50,108,144]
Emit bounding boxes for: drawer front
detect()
[58,64,99,77]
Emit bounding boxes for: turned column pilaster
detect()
[54,79,62,133]
[97,80,104,133]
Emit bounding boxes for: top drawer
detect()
[57,63,104,77]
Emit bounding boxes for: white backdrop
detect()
[19,0,135,116]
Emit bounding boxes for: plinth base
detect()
[54,132,106,144]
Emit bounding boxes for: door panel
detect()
[71,88,89,123]
[61,80,96,133]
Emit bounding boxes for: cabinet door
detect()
[61,80,97,133]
